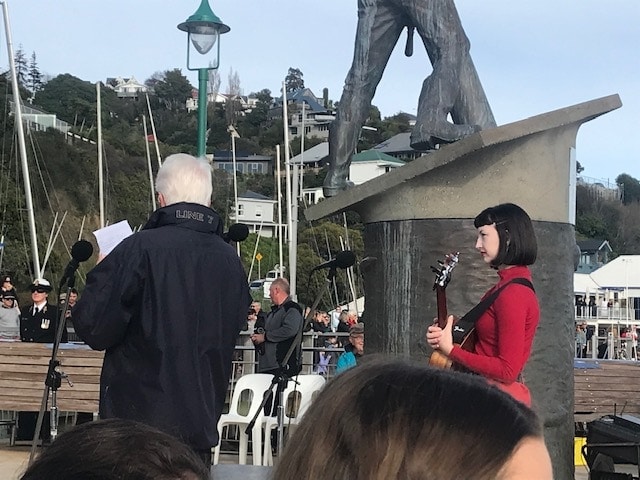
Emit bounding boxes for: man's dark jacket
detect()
[73,202,250,450]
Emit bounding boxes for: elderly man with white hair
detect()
[74,154,250,468]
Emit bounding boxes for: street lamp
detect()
[178,0,230,157]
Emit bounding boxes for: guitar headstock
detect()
[431,252,460,290]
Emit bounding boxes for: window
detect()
[255,206,263,217]
[291,127,298,135]
[237,204,244,217]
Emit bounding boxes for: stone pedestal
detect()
[305,95,622,480]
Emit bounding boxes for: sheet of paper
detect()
[93,220,133,256]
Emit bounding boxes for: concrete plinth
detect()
[305,95,622,480]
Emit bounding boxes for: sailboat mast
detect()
[276,145,284,277]
[282,83,297,299]
[2,2,41,278]
[97,82,105,228]
[145,93,162,167]
[142,115,156,211]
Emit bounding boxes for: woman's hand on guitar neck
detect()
[426,315,455,356]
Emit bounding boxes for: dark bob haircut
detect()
[474,203,537,267]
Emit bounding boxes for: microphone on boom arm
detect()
[59,240,94,289]
[311,250,356,273]
[223,223,250,244]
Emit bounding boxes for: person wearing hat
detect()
[0,290,19,336]
[19,278,67,344]
[17,278,67,443]
[336,323,365,374]
[2,275,18,306]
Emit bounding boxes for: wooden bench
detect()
[575,359,640,423]
[0,342,103,427]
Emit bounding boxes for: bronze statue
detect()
[324,0,497,197]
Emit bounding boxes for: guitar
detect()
[428,252,476,369]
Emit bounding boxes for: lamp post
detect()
[178,0,230,157]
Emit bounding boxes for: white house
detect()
[106,76,148,99]
[230,190,278,238]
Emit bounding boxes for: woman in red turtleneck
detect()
[426,203,540,406]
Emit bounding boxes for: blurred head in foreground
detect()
[274,358,552,480]
[20,418,209,480]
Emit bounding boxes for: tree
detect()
[207,68,221,98]
[617,173,640,205]
[225,68,242,126]
[14,45,28,88]
[151,69,193,111]
[27,52,43,97]
[285,67,304,93]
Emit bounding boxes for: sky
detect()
[4,0,639,182]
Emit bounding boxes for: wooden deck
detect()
[0,341,103,413]
[574,358,640,422]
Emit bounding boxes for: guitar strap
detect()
[452,278,534,344]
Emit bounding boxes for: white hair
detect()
[155,154,213,207]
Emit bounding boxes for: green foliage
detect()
[152,69,193,111]
[617,173,640,205]
[284,68,304,93]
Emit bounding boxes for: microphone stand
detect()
[245,265,338,463]
[28,276,75,465]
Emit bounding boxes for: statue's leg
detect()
[324,0,404,197]
[408,0,491,149]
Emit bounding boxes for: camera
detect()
[253,318,266,355]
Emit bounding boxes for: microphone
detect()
[311,250,356,272]
[223,223,249,243]
[59,240,94,288]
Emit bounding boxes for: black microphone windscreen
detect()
[335,250,356,269]
[228,223,249,242]
[71,240,94,262]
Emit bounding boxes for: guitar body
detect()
[429,319,476,370]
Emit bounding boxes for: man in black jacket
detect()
[73,153,250,468]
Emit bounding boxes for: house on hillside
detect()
[210,150,272,175]
[230,190,278,238]
[301,148,405,205]
[372,132,431,161]
[106,76,147,99]
[272,88,335,140]
[577,239,612,274]
[186,91,259,113]
[9,100,71,134]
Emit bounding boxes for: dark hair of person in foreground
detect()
[273,357,548,480]
[20,418,209,480]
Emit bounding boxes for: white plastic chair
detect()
[262,374,326,466]
[213,373,274,466]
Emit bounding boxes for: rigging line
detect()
[27,128,62,216]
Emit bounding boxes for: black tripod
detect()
[28,281,75,465]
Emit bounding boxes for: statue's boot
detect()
[323,121,358,197]
[410,118,480,150]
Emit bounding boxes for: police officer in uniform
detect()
[17,278,67,442]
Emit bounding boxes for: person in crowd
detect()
[311,310,330,333]
[427,203,539,405]
[73,153,250,468]
[20,278,66,344]
[251,278,303,377]
[575,323,587,358]
[336,322,364,374]
[1,275,18,304]
[18,278,66,442]
[19,418,209,480]
[0,290,19,336]
[273,359,552,480]
[251,277,303,417]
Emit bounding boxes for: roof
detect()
[577,239,611,253]
[239,190,273,201]
[290,142,329,165]
[372,132,430,155]
[573,273,601,295]
[589,255,640,289]
[211,150,271,161]
[351,150,405,164]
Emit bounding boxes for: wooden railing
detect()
[0,342,103,413]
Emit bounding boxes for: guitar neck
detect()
[436,286,448,329]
